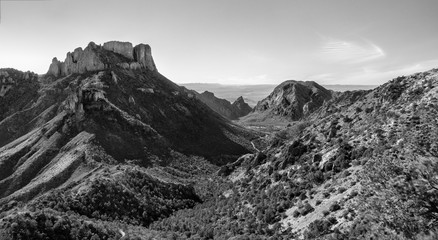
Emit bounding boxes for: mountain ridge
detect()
[1,40,437,239]
[192,90,252,120]
[0,41,258,239]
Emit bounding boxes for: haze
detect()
[0,0,437,85]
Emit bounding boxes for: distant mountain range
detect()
[180,83,377,107]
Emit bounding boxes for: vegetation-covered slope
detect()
[147,68,438,239]
[0,41,258,240]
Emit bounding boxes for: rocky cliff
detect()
[47,41,157,78]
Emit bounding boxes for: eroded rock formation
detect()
[47,41,157,77]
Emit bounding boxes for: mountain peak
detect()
[47,41,157,78]
[235,96,245,102]
[247,80,332,121]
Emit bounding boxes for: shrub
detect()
[304,218,337,239]
[329,202,341,212]
[292,210,300,218]
[338,187,347,194]
[299,192,307,200]
[300,203,315,216]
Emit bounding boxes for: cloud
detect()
[320,39,385,64]
[320,59,438,85]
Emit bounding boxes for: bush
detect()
[300,203,315,216]
[338,187,347,194]
[304,218,338,239]
[329,202,341,212]
[292,210,300,218]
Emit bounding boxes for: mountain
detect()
[0,41,258,239]
[180,83,376,107]
[1,40,436,240]
[146,68,438,239]
[192,90,252,120]
[241,80,333,124]
[232,96,253,117]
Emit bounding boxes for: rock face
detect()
[103,41,134,59]
[47,41,157,77]
[195,91,253,120]
[134,44,156,71]
[252,80,332,121]
[47,58,62,77]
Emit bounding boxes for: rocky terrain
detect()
[190,90,252,120]
[149,68,438,239]
[0,40,437,240]
[0,41,258,239]
[241,80,333,124]
[47,41,156,78]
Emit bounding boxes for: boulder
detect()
[129,62,142,70]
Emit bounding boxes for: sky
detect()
[0,0,437,85]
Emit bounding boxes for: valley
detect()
[0,41,437,240]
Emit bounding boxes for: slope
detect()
[147,68,438,239]
[0,41,258,239]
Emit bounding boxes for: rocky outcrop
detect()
[252,80,332,121]
[46,41,157,77]
[103,41,134,59]
[232,96,252,117]
[195,91,253,120]
[47,58,63,77]
[134,44,156,71]
[47,42,105,77]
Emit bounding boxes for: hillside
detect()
[192,90,252,120]
[0,41,258,239]
[240,80,333,126]
[1,41,437,240]
[147,68,438,239]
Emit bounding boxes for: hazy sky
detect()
[0,0,437,85]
